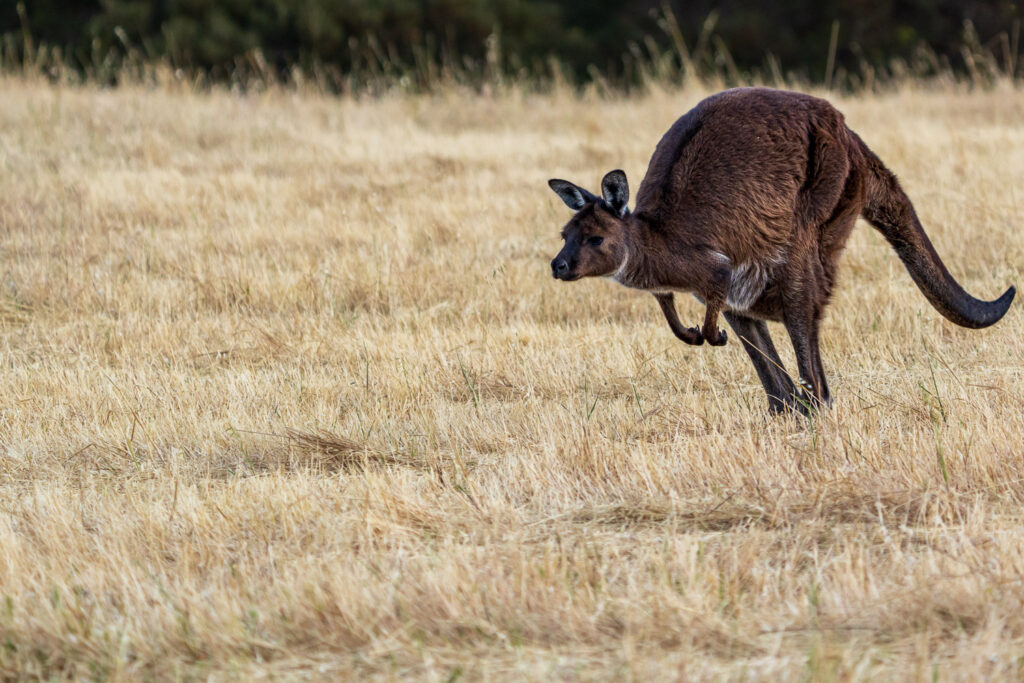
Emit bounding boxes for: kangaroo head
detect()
[548,170,630,281]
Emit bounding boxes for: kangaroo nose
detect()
[552,259,569,278]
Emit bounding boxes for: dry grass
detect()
[1,74,1024,680]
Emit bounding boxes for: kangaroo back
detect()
[855,134,1015,328]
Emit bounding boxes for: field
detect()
[1,74,1023,679]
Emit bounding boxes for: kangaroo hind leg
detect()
[724,311,799,414]
[781,258,831,411]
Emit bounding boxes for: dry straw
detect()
[1,54,1023,678]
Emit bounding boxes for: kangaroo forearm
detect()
[701,297,728,346]
[654,293,703,345]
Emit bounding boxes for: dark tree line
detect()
[2,1,1021,86]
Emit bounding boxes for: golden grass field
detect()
[1,74,1023,679]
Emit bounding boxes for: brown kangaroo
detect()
[548,87,1015,414]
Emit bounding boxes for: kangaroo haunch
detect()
[548,87,1015,415]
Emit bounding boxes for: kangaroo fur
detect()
[548,87,1015,415]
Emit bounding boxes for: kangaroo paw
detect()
[704,328,728,346]
[676,326,704,345]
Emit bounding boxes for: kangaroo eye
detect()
[586,236,604,247]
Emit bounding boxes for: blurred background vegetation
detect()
[2,0,1021,90]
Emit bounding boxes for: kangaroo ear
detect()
[601,170,629,216]
[548,179,596,211]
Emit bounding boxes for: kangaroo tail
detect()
[854,133,1015,329]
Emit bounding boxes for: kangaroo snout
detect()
[551,258,570,279]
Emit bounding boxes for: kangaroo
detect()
[548,87,1015,414]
